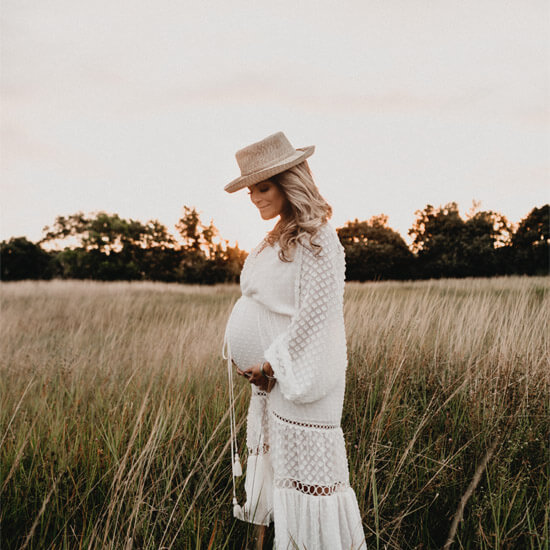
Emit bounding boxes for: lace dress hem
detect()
[273,486,367,550]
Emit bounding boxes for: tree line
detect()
[1,203,548,283]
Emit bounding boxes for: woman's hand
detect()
[236,362,276,393]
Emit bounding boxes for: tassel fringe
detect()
[232,452,242,477]
[223,322,243,513]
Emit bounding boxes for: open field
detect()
[1,276,549,549]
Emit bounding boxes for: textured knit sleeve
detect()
[263,223,348,404]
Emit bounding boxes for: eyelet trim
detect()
[275,478,349,496]
[271,411,339,430]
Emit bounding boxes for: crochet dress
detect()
[223,222,366,550]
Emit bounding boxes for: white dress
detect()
[223,222,366,550]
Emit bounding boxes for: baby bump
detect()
[226,295,290,370]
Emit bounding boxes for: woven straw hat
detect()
[225,131,315,193]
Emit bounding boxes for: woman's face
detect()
[247,179,289,220]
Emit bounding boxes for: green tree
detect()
[175,206,247,283]
[337,215,414,281]
[40,212,179,280]
[41,212,176,252]
[175,206,203,252]
[408,202,512,278]
[0,237,53,280]
[462,209,513,276]
[511,205,549,275]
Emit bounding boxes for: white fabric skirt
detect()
[226,295,366,548]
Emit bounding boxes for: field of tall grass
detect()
[1,276,548,549]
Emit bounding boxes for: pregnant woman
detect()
[222,131,366,549]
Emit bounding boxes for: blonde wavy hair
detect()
[263,160,333,262]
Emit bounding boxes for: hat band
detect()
[240,149,297,177]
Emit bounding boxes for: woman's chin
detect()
[260,210,277,220]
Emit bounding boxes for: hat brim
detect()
[224,145,315,193]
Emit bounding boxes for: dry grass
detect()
[1,276,548,549]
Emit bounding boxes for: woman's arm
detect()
[262,224,347,403]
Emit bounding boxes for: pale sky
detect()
[1,0,549,251]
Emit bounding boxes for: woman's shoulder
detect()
[299,221,343,258]
[316,220,339,241]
